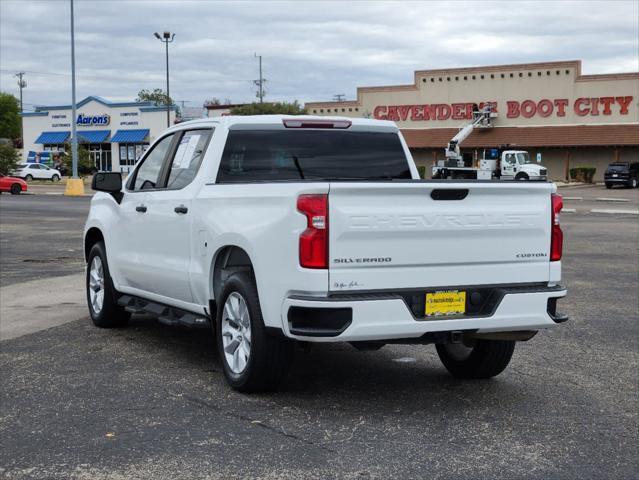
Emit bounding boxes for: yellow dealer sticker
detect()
[425,290,466,317]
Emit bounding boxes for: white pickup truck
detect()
[84,115,567,392]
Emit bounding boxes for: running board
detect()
[117,295,210,328]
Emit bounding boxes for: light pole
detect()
[154,31,175,127]
[65,0,84,195]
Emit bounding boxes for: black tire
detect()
[86,241,130,328]
[628,178,638,189]
[10,183,21,195]
[605,183,612,189]
[216,270,293,393]
[515,173,529,181]
[25,174,33,181]
[51,174,60,182]
[436,339,515,379]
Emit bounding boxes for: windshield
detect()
[217,130,412,182]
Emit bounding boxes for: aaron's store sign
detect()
[21,96,176,172]
[306,60,639,181]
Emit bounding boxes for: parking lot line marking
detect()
[596,197,632,202]
[562,197,583,201]
[590,209,639,215]
[562,208,577,213]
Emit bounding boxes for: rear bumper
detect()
[282,285,567,342]
[604,177,630,183]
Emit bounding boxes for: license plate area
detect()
[400,287,505,320]
[425,290,466,317]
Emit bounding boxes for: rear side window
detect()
[166,129,212,189]
[216,130,411,183]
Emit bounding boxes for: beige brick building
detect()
[306,60,639,181]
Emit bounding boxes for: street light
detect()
[154,31,175,127]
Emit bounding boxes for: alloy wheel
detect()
[88,256,105,315]
[221,292,252,374]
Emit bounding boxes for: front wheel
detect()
[51,174,60,182]
[515,173,529,181]
[10,184,22,195]
[216,270,293,392]
[436,339,515,379]
[605,183,612,189]
[629,178,638,188]
[86,241,130,328]
[25,174,33,181]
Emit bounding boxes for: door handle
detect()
[135,205,147,213]
[174,205,188,214]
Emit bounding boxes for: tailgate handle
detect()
[430,189,468,200]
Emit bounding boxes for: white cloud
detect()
[0,0,637,108]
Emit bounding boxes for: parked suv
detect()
[84,115,567,392]
[14,163,62,182]
[604,162,639,188]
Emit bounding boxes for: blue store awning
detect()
[111,129,150,143]
[77,130,110,143]
[34,131,70,144]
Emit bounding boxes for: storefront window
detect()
[43,144,65,152]
[119,143,149,166]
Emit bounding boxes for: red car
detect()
[0,174,28,195]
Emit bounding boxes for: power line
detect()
[0,68,67,77]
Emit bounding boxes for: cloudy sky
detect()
[1,0,637,110]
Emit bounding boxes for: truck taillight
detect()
[297,194,328,269]
[551,193,563,261]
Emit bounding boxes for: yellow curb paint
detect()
[64,178,86,196]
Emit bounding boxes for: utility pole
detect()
[15,72,26,112]
[70,0,78,179]
[253,53,266,103]
[333,94,346,102]
[154,31,175,127]
[15,72,26,143]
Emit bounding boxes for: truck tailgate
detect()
[328,182,554,292]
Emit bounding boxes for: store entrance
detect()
[88,143,112,171]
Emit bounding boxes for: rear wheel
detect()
[216,270,293,392]
[436,339,515,379]
[86,241,130,328]
[10,184,22,195]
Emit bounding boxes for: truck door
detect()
[501,153,517,179]
[139,128,214,304]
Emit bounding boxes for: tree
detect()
[63,143,93,176]
[136,88,173,106]
[230,101,306,116]
[0,143,19,175]
[0,92,21,140]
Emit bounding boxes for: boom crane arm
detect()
[445,105,494,160]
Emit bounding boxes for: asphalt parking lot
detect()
[0,184,637,479]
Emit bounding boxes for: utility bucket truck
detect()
[432,106,548,181]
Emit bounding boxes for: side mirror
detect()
[92,172,123,203]
[92,172,122,192]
